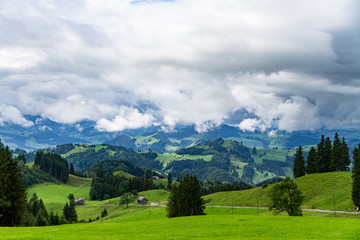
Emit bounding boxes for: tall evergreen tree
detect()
[330,133,342,171]
[322,137,332,172]
[340,137,350,171]
[167,172,173,190]
[0,140,27,226]
[306,147,317,174]
[352,144,360,209]
[69,163,75,175]
[66,194,77,223]
[315,135,325,172]
[293,146,305,178]
[166,182,179,218]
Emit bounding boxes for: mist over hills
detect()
[2,115,360,153]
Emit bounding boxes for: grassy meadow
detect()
[1,207,360,239]
[205,172,355,211]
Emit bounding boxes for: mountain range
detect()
[2,115,360,153]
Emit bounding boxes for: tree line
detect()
[89,168,158,200]
[293,133,350,178]
[34,152,69,183]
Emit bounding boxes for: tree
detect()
[293,146,305,178]
[119,192,136,208]
[119,180,130,196]
[306,147,317,174]
[63,194,77,223]
[269,177,304,216]
[166,175,205,218]
[323,137,332,172]
[330,133,342,171]
[166,182,179,218]
[0,140,27,226]
[340,137,350,171]
[101,208,108,218]
[167,172,173,190]
[352,144,360,209]
[69,163,75,175]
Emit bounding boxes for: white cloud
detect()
[0,0,359,132]
[0,105,33,127]
[95,107,154,132]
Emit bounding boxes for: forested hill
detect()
[164,138,295,184]
[25,144,162,172]
[21,139,296,184]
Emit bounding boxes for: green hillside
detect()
[1,207,360,239]
[204,172,355,211]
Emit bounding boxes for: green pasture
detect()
[204,172,355,211]
[1,207,360,239]
[251,149,295,164]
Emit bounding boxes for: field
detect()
[204,172,355,211]
[1,207,360,239]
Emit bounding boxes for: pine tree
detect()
[69,163,75,175]
[306,147,317,174]
[0,140,27,226]
[293,146,305,178]
[166,182,179,218]
[167,172,172,190]
[67,194,77,223]
[323,137,332,172]
[340,137,350,171]
[352,144,360,209]
[315,135,325,173]
[330,133,342,171]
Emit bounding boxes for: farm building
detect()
[137,196,148,205]
[150,176,159,180]
[75,197,86,205]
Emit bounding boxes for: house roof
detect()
[137,196,147,201]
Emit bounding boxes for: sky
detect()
[0,0,359,133]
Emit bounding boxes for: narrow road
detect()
[80,203,360,214]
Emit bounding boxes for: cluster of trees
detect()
[201,180,252,195]
[24,193,78,226]
[89,168,157,200]
[293,133,350,178]
[352,144,360,209]
[15,154,59,187]
[65,145,162,172]
[34,152,69,183]
[0,140,27,226]
[167,175,206,218]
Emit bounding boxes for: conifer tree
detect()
[340,137,350,171]
[315,135,325,172]
[70,163,75,175]
[293,146,305,178]
[352,144,360,209]
[167,172,172,190]
[323,137,332,172]
[166,182,179,218]
[306,147,317,174]
[0,140,26,226]
[330,133,342,171]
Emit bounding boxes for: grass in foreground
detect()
[1,207,360,239]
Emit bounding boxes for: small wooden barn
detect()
[150,176,159,180]
[75,197,86,206]
[137,196,148,205]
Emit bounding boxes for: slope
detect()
[204,172,354,211]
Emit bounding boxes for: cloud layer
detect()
[0,0,359,132]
